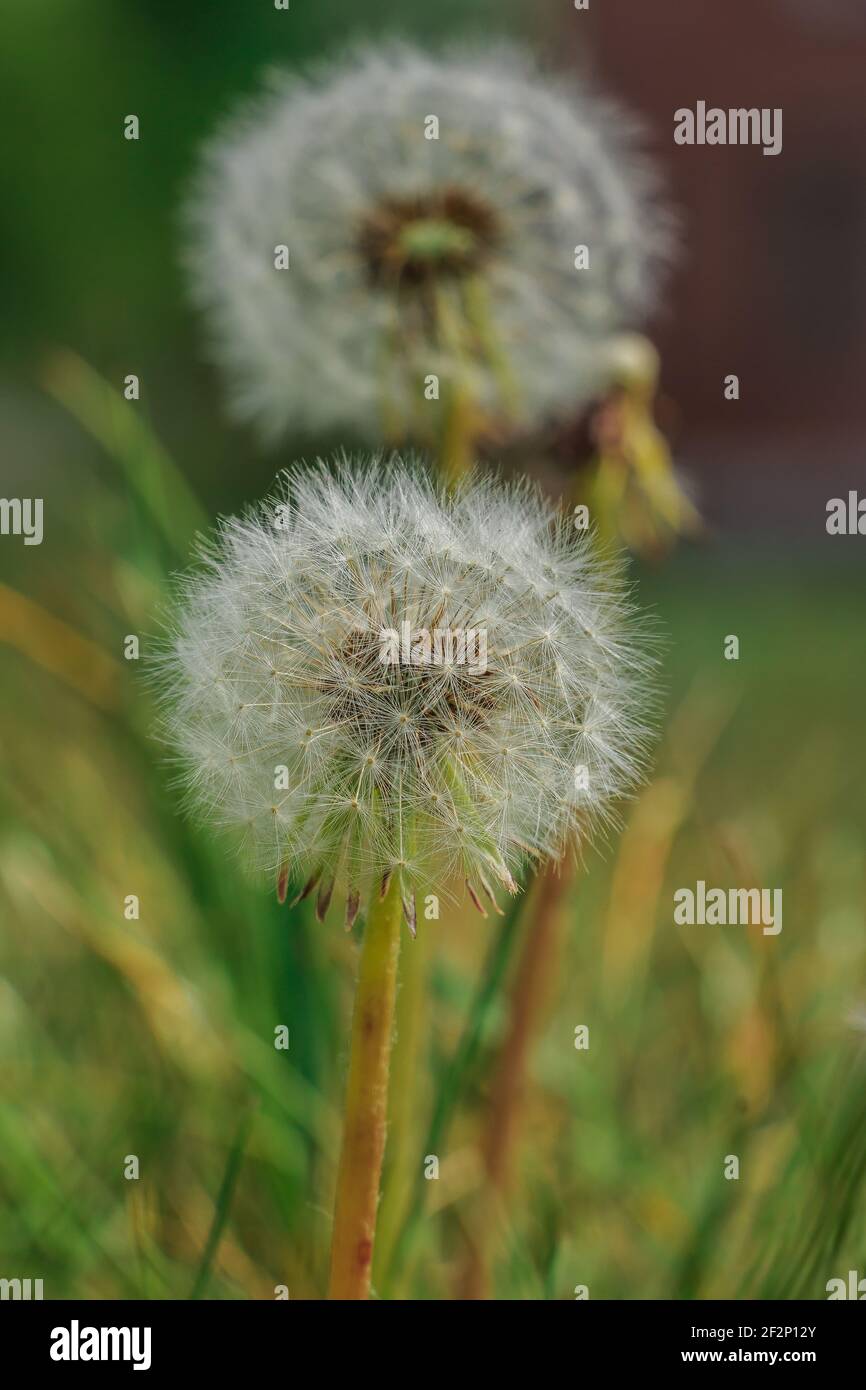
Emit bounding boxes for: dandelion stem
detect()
[440,377,477,485]
[434,284,478,485]
[328,871,403,1299]
[463,274,521,420]
[373,916,430,1291]
[460,861,570,1299]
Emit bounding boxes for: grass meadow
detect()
[1,367,864,1298]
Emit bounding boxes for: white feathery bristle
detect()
[154,455,658,915]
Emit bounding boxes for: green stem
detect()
[460,864,569,1298]
[462,275,521,420]
[328,874,403,1299]
[372,918,430,1291]
[433,284,478,486]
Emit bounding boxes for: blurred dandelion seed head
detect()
[154,456,657,911]
[185,43,673,443]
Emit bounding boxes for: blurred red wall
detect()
[557,0,866,528]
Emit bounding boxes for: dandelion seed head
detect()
[155,455,657,910]
[185,43,673,443]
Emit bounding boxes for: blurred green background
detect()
[1,0,865,1300]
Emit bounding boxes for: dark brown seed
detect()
[466,881,488,918]
[402,892,417,938]
[290,865,322,907]
[316,877,335,923]
[478,870,504,916]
